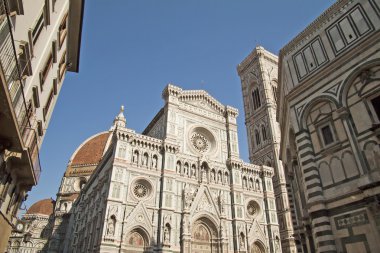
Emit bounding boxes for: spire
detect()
[113,105,126,128]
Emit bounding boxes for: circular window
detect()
[133,184,148,198]
[188,127,216,154]
[132,179,152,199]
[247,200,260,217]
[191,133,210,153]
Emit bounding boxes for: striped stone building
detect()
[277,0,380,252]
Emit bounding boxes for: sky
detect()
[24,0,336,210]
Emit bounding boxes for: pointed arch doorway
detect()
[250,241,266,253]
[191,217,219,253]
[125,228,150,252]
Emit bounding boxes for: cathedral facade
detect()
[9,85,281,253]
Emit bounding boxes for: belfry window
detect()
[272,86,277,102]
[252,89,261,110]
[255,130,261,146]
[261,125,267,141]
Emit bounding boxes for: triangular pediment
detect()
[248,220,266,243]
[179,90,226,116]
[124,202,152,232]
[190,185,220,218]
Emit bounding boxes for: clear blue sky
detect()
[25,0,335,210]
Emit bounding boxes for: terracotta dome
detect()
[65,132,111,176]
[26,199,55,216]
[71,132,110,166]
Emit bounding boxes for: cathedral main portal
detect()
[191,218,219,253]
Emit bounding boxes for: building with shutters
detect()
[0,0,84,250]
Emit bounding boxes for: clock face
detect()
[16,223,24,231]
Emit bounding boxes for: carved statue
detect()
[239,233,245,249]
[152,156,158,168]
[191,165,196,178]
[201,164,208,183]
[219,191,225,214]
[164,226,170,244]
[275,236,280,252]
[107,218,115,236]
[133,151,138,163]
[184,185,193,209]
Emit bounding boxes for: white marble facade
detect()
[65,84,280,253]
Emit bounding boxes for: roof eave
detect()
[66,0,85,73]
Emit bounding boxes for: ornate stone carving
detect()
[183,185,193,210]
[132,179,153,199]
[219,191,225,215]
[133,184,148,198]
[163,225,170,246]
[191,133,209,153]
[196,195,213,213]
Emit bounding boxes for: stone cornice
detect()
[180,90,225,114]
[227,158,273,176]
[237,46,278,76]
[129,132,163,150]
[162,83,238,117]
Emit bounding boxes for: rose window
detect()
[132,179,152,199]
[133,184,147,198]
[247,203,256,215]
[247,200,260,217]
[191,133,209,153]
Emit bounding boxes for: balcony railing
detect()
[0,0,41,184]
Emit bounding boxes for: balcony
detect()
[0,1,41,186]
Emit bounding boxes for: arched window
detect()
[261,125,267,141]
[252,88,261,110]
[255,130,261,145]
[272,85,278,102]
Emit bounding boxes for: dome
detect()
[26,199,55,216]
[65,132,111,176]
[71,132,110,166]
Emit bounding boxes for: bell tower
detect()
[237,46,297,253]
